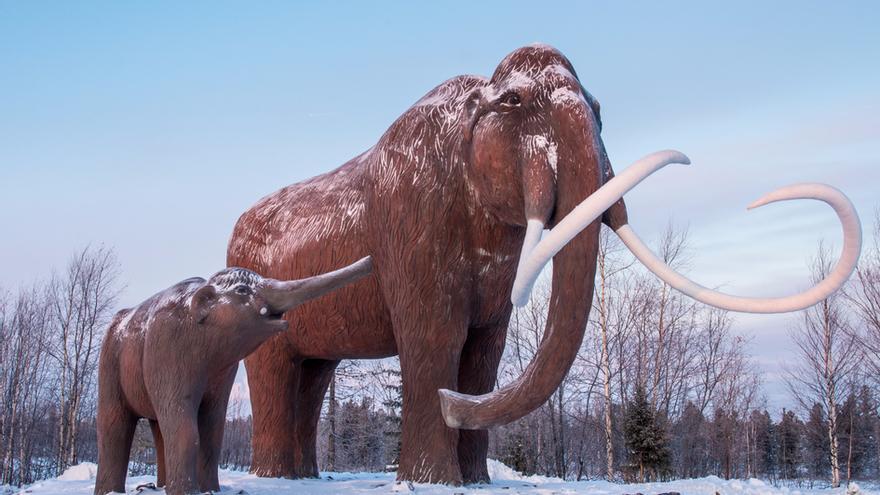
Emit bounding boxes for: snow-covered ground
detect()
[5,460,873,495]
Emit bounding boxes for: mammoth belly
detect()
[118,345,157,420]
[284,275,397,360]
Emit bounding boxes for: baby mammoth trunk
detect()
[259,256,373,314]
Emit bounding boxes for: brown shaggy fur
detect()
[94,260,371,495]
[227,44,627,485]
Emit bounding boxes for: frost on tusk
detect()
[616,183,862,314]
[510,150,691,307]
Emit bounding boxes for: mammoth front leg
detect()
[394,311,468,484]
[156,406,201,495]
[197,368,236,492]
[457,324,507,484]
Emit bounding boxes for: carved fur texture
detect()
[227,44,625,485]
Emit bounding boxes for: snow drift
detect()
[5,460,871,494]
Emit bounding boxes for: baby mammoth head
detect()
[188,257,373,341]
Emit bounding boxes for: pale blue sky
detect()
[1,1,878,412]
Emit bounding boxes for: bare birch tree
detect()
[48,245,120,472]
[649,223,693,414]
[693,308,737,415]
[0,284,56,485]
[847,211,880,381]
[786,243,859,488]
[589,227,635,478]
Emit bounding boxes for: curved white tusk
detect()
[510,150,691,307]
[615,183,862,313]
[511,219,546,306]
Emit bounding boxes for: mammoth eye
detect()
[234,285,252,296]
[498,91,522,109]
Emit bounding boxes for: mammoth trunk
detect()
[440,225,598,428]
[439,141,601,429]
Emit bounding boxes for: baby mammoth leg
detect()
[156,407,200,495]
[94,403,137,495]
[197,369,236,492]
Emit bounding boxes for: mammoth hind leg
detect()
[148,420,166,487]
[293,359,340,477]
[457,325,507,484]
[247,350,338,479]
[95,405,137,495]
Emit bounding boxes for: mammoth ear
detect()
[190,285,218,324]
[461,87,484,143]
[599,151,629,231]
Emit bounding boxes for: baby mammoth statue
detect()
[94,257,372,495]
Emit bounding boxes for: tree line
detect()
[1,212,879,488]
[0,246,118,486]
[482,215,880,488]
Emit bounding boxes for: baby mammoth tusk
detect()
[510,150,691,307]
[615,183,861,313]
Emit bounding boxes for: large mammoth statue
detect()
[227,44,861,484]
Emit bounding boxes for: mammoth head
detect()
[190,257,373,359]
[439,45,862,430]
[462,45,605,228]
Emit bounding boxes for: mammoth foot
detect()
[250,460,320,480]
[461,463,490,484]
[396,459,463,486]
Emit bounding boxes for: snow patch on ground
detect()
[7,461,875,494]
[485,458,555,484]
[56,463,98,482]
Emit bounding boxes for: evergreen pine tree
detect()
[839,388,873,481]
[500,426,529,474]
[749,409,774,478]
[711,407,737,479]
[855,386,879,479]
[623,384,670,481]
[382,367,403,469]
[673,401,707,478]
[804,403,830,479]
[776,409,803,480]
